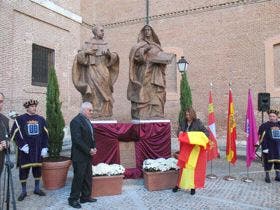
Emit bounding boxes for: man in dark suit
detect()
[0,92,9,176]
[68,102,97,209]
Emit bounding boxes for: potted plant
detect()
[175,71,193,158]
[41,67,71,190]
[143,158,179,191]
[91,163,125,197]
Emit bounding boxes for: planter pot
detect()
[42,157,71,190]
[91,175,124,197]
[143,170,179,191]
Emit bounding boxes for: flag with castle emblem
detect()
[207,90,219,161]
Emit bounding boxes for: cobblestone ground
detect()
[0,153,279,210]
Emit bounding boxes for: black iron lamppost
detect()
[177,55,192,124]
[177,56,189,73]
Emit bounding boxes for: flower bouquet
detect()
[92,163,125,176]
[143,157,179,172]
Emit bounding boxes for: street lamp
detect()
[177,56,189,73]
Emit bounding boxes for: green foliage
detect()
[46,67,65,160]
[178,72,192,125]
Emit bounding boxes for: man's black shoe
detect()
[68,199,81,209]
[172,186,179,193]
[34,189,46,196]
[190,189,196,195]
[18,192,27,201]
[80,197,97,203]
[265,177,271,183]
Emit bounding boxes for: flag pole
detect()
[223,162,236,181]
[207,159,218,179]
[241,167,254,183]
[241,87,255,183]
[223,82,236,181]
[207,82,218,179]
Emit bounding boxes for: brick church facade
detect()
[0,0,279,139]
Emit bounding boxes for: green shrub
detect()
[46,67,65,160]
[178,72,192,125]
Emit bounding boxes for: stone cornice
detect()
[94,0,272,29]
[30,0,82,23]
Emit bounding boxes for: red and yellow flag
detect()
[177,132,209,189]
[207,90,219,161]
[226,89,237,164]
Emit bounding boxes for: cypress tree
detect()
[46,67,65,160]
[178,71,192,125]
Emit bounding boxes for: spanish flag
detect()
[226,89,237,164]
[177,132,209,189]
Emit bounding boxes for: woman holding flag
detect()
[173,107,209,195]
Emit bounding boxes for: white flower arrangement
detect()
[92,163,125,176]
[143,157,179,172]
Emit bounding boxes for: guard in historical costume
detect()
[11,99,48,201]
[258,109,280,183]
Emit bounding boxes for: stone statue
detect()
[72,26,119,119]
[127,25,174,119]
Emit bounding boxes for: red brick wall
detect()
[1,0,280,140]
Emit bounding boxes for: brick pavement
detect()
[1,153,279,210]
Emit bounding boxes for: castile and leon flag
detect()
[207,90,219,161]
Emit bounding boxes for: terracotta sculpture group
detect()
[72,25,174,120]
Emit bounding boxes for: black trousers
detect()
[19,166,41,182]
[0,151,4,176]
[263,153,280,171]
[69,161,92,201]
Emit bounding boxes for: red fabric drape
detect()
[135,123,171,169]
[91,122,171,178]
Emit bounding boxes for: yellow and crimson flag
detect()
[207,90,219,161]
[226,89,237,164]
[177,132,209,189]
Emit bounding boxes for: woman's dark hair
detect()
[185,107,197,121]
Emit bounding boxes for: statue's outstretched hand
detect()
[102,49,111,58]
[85,49,96,55]
[144,46,152,53]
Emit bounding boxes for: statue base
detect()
[91,120,117,124]
[131,119,170,124]
[92,120,171,178]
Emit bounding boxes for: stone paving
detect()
[1,155,279,210]
[1,139,279,210]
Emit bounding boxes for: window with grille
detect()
[32,44,55,86]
